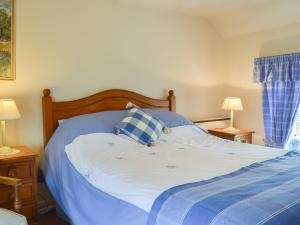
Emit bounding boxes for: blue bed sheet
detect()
[40,110,192,225]
[42,110,300,225]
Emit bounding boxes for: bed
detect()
[40,88,300,225]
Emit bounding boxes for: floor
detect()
[38,210,70,225]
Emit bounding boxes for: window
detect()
[287,109,300,150]
[296,111,300,137]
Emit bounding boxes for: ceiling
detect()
[117,0,300,37]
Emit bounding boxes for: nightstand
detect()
[208,128,254,144]
[0,146,38,224]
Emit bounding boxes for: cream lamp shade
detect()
[0,99,21,155]
[222,97,243,132]
[222,97,243,111]
[0,99,21,120]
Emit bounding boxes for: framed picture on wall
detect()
[0,0,15,80]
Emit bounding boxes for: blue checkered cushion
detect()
[116,107,166,146]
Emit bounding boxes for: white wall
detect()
[224,23,300,144]
[0,0,226,151]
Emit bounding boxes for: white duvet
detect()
[65,125,286,213]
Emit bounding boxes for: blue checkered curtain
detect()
[254,52,300,148]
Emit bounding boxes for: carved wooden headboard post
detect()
[168,90,176,112]
[42,89,53,147]
[42,88,176,147]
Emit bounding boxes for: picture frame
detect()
[0,0,15,80]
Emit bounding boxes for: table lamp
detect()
[222,97,243,132]
[0,99,21,154]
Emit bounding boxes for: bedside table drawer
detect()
[0,162,33,179]
[0,182,35,206]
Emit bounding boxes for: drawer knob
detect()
[7,166,17,177]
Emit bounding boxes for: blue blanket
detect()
[148,151,300,225]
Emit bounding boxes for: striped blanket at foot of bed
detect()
[148,151,300,225]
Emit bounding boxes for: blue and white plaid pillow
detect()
[116,106,166,146]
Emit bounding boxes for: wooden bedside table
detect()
[0,146,38,224]
[208,128,254,144]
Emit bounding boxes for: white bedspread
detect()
[65,125,286,213]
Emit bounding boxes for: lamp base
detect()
[0,146,20,155]
[223,126,240,132]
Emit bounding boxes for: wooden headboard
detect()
[42,89,176,146]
